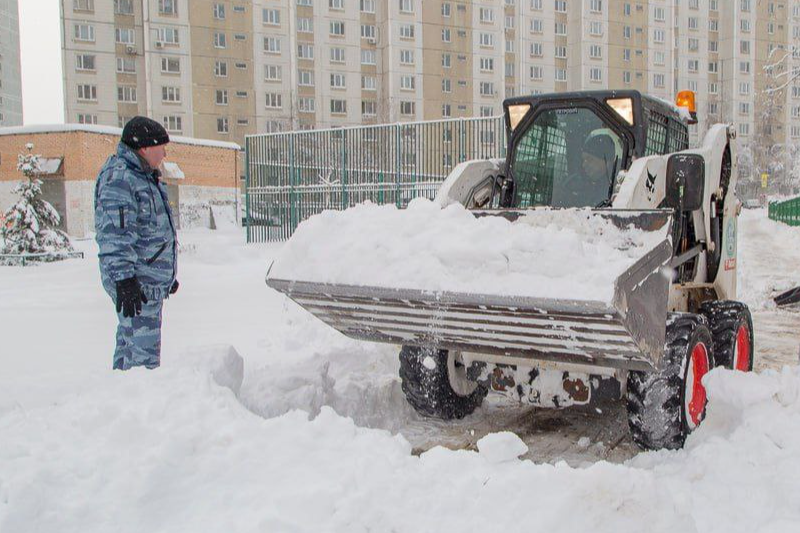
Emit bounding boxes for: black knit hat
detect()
[121,116,170,149]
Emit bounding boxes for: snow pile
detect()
[271,199,667,302]
[477,431,529,463]
[738,209,800,309]
[4,362,800,531]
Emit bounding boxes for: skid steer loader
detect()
[266,90,754,450]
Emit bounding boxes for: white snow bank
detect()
[4,362,800,532]
[270,199,667,302]
[738,209,800,309]
[168,344,245,395]
[477,431,529,463]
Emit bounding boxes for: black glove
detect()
[169,280,179,295]
[116,277,148,318]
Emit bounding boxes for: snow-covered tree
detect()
[0,143,72,259]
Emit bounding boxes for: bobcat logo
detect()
[645,168,657,201]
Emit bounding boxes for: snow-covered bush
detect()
[0,143,73,263]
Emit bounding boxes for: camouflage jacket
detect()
[94,142,177,301]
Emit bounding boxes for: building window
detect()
[442,104,451,118]
[298,44,314,60]
[263,8,280,25]
[589,44,602,59]
[530,42,543,57]
[74,24,95,42]
[479,7,494,23]
[590,0,603,13]
[530,66,543,80]
[653,73,665,88]
[362,100,377,117]
[117,86,137,103]
[531,19,543,33]
[589,21,603,36]
[330,73,346,89]
[114,0,134,15]
[116,57,136,74]
[361,0,376,13]
[216,89,228,105]
[217,118,229,134]
[77,84,97,101]
[479,81,495,95]
[330,99,347,114]
[555,46,567,59]
[299,97,315,113]
[400,24,415,39]
[589,68,602,82]
[213,3,225,19]
[330,47,346,63]
[214,61,228,77]
[330,21,345,36]
[362,75,377,90]
[115,28,135,45]
[442,54,451,68]
[161,57,180,73]
[298,70,314,86]
[361,24,376,39]
[739,123,749,136]
[76,54,96,71]
[653,28,665,43]
[264,37,281,53]
[330,0,344,9]
[442,78,451,92]
[264,65,282,81]
[400,49,414,64]
[400,75,415,90]
[163,116,183,133]
[162,86,181,103]
[480,57,494,72]
[214,32,227,48]
[555,22,567,36]
[479,33,494,47]
[265,93,283,109]
[74,0,94,12]
[400,101,415,115]
[740,40,750,55]
[156,27,179,45]
[158,0,178,15]
[361,49,376,65]
[78,113,97,125]
[399,0,414,14]
[442,2,451,16]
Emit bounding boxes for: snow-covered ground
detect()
[1,208,800,532]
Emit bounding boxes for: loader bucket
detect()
[267,209,674,372]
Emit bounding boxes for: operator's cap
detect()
[122,116,170,149]
[583,135,616,160]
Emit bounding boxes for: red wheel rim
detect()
[734,324,751,372]
[686,342,710,429]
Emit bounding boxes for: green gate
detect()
[245,116,505,242]
[768,196,800,227]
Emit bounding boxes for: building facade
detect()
[60,0,800,156]
[0,125,241,237]
[0,0,23,126]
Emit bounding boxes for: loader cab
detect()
[502,90,689,209]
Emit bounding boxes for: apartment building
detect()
[61,0,800,154]
[0,0,23,126]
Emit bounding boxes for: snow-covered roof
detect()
[0,124,241,151]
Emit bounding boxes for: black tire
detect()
[398,345,488,420]
[699,300,754,372]
[626,314,714,450]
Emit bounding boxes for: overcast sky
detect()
[19,0,64,125]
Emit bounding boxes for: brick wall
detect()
[0,130,239,188]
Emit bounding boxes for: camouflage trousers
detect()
[113,297,164,370]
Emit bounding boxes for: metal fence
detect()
[768,195,800,227]
[245,116,506,242]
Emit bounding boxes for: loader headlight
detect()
[606,98,634,126]
[508,104,531,131]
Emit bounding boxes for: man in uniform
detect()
[94,116,178,370]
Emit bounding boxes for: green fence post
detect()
[289,133,297,234]
[342,129,348,209]
[396,124,402,207]
[244,139,251,243]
